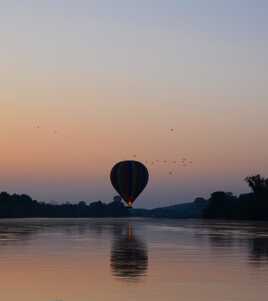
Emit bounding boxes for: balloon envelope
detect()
[110,161,149,208]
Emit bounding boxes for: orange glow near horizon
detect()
[1,1,268,206]
[1,86,267,206]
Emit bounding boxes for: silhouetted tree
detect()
[245,175,268,200]
[203,175,268,220]
[245,175,268,219]
[203,191,238,219]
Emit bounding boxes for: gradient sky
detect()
[1,0,268,208]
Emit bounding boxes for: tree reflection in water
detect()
[110,223,148,280]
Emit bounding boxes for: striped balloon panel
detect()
[110,161,149,206]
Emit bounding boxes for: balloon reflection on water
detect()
[110,224,148,280]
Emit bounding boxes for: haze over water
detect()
[0,218,267,301]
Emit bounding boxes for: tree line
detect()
[0,174,267,220]
[0,193,129,218]
[204,175,268,220]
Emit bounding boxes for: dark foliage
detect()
[0,193,129,218]
[204,175,268,220]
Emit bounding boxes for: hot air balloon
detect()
[110,161,149,208]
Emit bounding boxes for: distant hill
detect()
[132,198,208,218]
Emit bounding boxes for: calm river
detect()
[0,218,267,301]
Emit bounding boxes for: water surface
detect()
[0,218,267,301]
